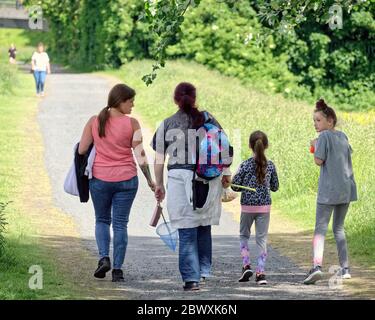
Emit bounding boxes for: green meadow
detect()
[104,60,375,267]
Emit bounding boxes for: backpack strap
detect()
[203,111,209,123]
[192,135,199,210]
[192,111,210,210]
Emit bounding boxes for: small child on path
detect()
[231,131,279,285]
[303,99,357,285]
[8,44,17,64]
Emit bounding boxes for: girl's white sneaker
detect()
[341,268,351,279]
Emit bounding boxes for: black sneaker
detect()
[239,265,254,282]
[112,269,125,282]
[303,265,323,285]
[94,257,111,279]
[255,273,268,285]
[183,281,200,291]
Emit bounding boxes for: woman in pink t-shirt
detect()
[78,83,155,282]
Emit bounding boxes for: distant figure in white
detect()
[31,42,51,97]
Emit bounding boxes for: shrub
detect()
[0,64,17,95]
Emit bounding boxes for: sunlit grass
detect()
[0,74,81,299]
[103,59,375,267]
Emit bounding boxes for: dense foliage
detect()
[26,0,375,110]
[30,0,151,69]
[167,0,375,110]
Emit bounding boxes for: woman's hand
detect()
[148,180,156,192]
[155,185,166,202]
[221,175,232,189]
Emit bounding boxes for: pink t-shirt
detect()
[91,116,137,182]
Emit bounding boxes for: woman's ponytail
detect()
[249,131,269,185]
[174,82,204,128]
[98,106,110,138]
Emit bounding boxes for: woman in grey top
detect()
[152,82,233,291]
[304,99,357,285]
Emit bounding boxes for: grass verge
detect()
[100,60,375,298]
[0,72,82,299]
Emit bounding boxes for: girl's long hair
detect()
[174,82,204,128]
[98,84,136,138]
[249,131,269,185]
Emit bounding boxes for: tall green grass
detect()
[0,73,81,299]
[0,202,7,256]
[0,63,18,94]
[104,60,375,267]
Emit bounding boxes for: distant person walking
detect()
[31,42,51,97]
[8,44,17,64]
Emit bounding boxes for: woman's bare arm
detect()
[78,116,95,155]
[131,118,155,190]
[154,152,166,202]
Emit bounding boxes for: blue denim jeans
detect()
[33,71,46,93]
[89,176,138,269]
[178,225,212,282]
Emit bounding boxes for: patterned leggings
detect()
[240,212,270,274]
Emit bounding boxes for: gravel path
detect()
[37,72,351,300]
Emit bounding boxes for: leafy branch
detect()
[140,0,201,85]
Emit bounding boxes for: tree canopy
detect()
[141,0,372,85]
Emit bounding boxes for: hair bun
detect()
[316,99,328,111]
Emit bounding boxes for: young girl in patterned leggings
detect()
[231,131,279,285]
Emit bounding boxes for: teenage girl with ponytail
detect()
[152,82,233,291]
[79,84,155,282]
[303,99,357,285]
[231,131,279,285]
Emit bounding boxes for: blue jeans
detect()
[33,70,46,93]
[89,176,138,269]
[178,225,212,282]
